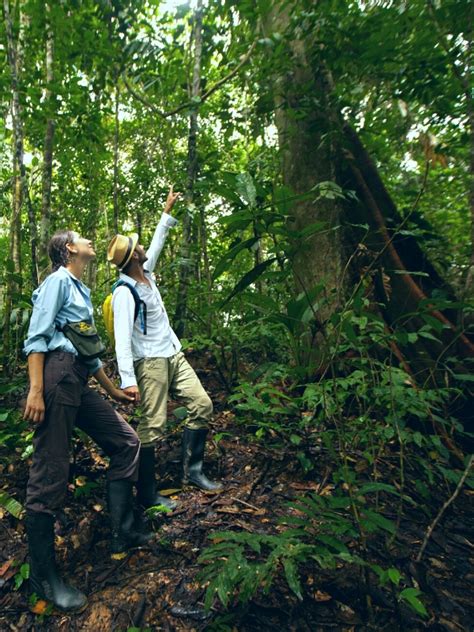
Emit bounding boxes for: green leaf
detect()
[236,172,257,207]
[286,284,324,323]
[399,588,428,617]
[289,434,302,445]
[0,491,23,519]
[358,482,398,495]
[297,220,327,239]
[282,558,303,600]
[212,237,260,280]
[452,373,474,383]
[218,209,254,227]
[220,258,277,308]
[172,406,188,420]
[388,568,401,586]
[361,509,396,534]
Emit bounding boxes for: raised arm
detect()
[144,186,181,273]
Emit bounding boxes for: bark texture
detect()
[39,1,55,278]
[266,2,345,320]
[2,0,29,370]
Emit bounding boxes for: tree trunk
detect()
[113,71,120,234]
[174,0,203,338]
[39,1,55,279]
[266,3,345,321]
[265,1,474,381]
[2,0,29,371]
[339,122,474,363]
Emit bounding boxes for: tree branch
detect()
[416,455,473,562]
[122,39,257,119]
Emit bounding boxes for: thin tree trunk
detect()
[113,71,120,234]
[39,1,55,279]
[253,223,263,294]
[200,205,212,293]
[174,0,203,338]
[2,0,29,371]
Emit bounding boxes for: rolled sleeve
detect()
[113,286,138,388]
[24,275,67,356]
[144,212,178,272]
[87,357,103,375]
[161,212,178,228]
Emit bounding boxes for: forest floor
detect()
[0,352,473,631]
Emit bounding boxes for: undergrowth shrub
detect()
[198,294,473,620]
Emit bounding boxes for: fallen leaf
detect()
[314,590,332,602]
[216,506,240,514]
[0,559,13,577]
[30,599,50,615]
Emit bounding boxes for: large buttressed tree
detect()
[236,0,474,375]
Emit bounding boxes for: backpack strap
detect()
[112,280,147,335]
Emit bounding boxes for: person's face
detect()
[134,244,148,264]
[67,233,96,260]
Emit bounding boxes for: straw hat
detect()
[107,233,139,269]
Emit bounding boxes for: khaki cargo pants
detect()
[134,351,212,446]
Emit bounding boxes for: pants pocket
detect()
[54,375,82,407]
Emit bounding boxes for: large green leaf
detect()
[220,258,277,308]
[0,491,23,519]
[212,237,260,280]
[286,284,325,323]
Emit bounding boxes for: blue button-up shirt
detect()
[24,266,102,374]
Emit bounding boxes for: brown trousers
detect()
[26,351,140,515]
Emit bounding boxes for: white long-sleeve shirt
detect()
[112,212,181,388]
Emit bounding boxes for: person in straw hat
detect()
[107,185,223,515]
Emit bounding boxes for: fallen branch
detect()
[230,495,262,512]
[416,455,473,562]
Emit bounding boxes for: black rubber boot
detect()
[107,479,153,557]
[182,428,223,492]
[25,511,87,613]
[136,446,177,511]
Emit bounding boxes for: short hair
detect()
[48,230,78,272]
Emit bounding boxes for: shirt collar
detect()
[59,266,90,295]
[119,270,151,286]
[119,271,138,286]
[60,266,79,281]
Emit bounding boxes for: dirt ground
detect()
[1,358,473,631]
